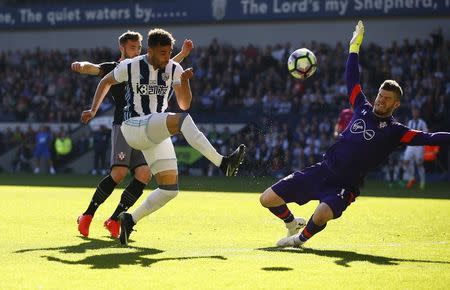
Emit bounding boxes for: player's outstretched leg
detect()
[219,144,246,177]
[277,204,331,248]
[260,187,306,238]
[118,212,136,245]
[77,175,117,237]
[144,113,246,175]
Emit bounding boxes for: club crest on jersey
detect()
[350,119,375,140]
[118,152,126,160]
[161,73,170,81]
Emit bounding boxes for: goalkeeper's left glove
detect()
[349,20,364,53]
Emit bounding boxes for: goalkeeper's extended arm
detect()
[349,20,364,54]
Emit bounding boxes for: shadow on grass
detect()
[15,237,227,269]
[258,247,450,268]
[261,267,293,271]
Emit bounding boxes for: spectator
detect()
[54,128,73,171]
[33,125,55,174]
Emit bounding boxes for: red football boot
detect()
[406,178,416,189]
[77,214,93,237]
[104,218,120,238]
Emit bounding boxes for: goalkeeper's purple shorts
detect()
[271,162,358,218]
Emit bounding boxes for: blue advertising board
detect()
[1,0,449,29]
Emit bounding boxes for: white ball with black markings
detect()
[287,48,317,79]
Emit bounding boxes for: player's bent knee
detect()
[110,166,128,183]
[166,113,189,135]
[260,188,284,208]
[134,165,151,184]
[152,159,178,177]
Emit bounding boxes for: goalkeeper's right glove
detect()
[349,20,364,53]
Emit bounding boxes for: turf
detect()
[0,179,449,289]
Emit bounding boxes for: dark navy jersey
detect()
[99,62,125,125]
[323,53,450,188]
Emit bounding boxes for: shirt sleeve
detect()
[172,62,183,86]
[396,123,450,146]
[98,62,117,77]
[346,53,369,109]
[112,60,129,83]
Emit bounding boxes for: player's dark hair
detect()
[118,30,143,45]
[147,28,175,48]
[380,80,403,99]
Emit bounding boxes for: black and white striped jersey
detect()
[407,118,427,132]
[113,55,183,121]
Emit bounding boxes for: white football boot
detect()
[276,234,304,248]
[285,217,306,237]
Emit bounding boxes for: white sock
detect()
[180,114,223,167]
[131,188,178,223]
[418,165,425,184]
[403,163,414,181]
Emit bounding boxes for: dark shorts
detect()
[110,125,147,171]
[271,162,358,218]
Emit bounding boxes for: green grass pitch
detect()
[0,175,449,289]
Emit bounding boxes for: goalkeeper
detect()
[259,20,450,248]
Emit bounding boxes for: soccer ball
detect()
[287,48,317,79]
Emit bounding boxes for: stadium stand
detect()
[0,35,448,176]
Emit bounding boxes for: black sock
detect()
[268,205,294,223]
[84,175,117,216]
[110,178,146,220]
[299,216,327,242]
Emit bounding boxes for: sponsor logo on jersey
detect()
[136,84,169,95]
[350,119,375,140]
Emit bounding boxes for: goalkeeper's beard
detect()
[373,103,394,118]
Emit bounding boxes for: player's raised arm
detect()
[71,61,101,76]
[399,129,450,146]
[81,72,118,124]
[172,39,194,63]
[346,20,366,108]
[173,67,194,111]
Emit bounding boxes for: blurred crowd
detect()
[0,30,449,177]
[0,47,115,123]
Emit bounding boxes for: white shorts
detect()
[121,115,177,174]
[403,146,424,164]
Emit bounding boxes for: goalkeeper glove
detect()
[349,20,364,53]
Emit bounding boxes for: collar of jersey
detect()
[142,55,159,71]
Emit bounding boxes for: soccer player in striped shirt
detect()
[81,28,246,245]
[402,107,428,189]
[72,31,193,238]
[260,20,450,248]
